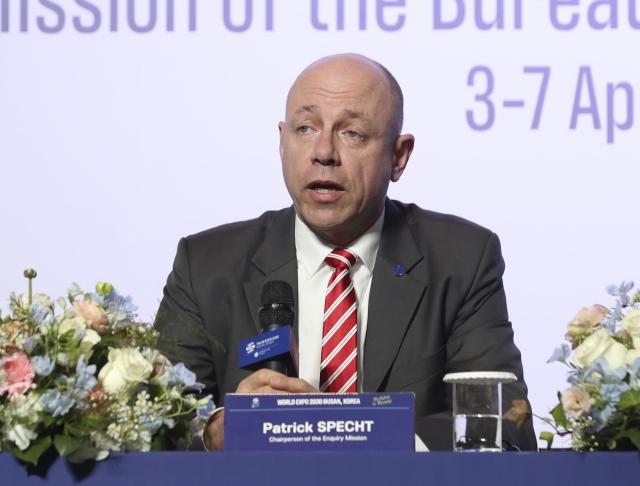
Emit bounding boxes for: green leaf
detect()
[151,429,166,452]
[618,390,640,410]
[539,431,554,450]
[170,420,191,442]
[551,403,571,429]
[53,434,85,458]
[40,412,58,428]
[615,429,640,450]
[10,436,52,466]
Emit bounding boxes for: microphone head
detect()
[259,281,295,328]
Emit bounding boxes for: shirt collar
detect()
[295,209,385,278]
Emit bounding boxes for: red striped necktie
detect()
[320,248,359,393]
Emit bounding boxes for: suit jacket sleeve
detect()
[443,232,536,450]
[155,237,220,405]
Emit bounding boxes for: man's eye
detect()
[299,126,310,133]
[347,131,359,138]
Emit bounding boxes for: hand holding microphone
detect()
[206,281,318,450]
[238,280,316,393]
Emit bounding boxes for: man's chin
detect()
[296,210,352,238]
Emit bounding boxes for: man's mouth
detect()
[309,182,344,193]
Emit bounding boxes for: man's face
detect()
[279,58,408,246]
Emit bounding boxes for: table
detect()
[2,451,639,485]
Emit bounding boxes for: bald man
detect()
[155,54,537,451]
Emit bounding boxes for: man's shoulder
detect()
[180,207,292,261]
[390,200,493,241]
[389,200,503,279]
[186,207,289,242]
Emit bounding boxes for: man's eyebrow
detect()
[342,109,365,119]
[293,106,366,120]
[295,105,319,114]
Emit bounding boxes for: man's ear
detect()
[390,134,415,182]
[278,122,286,159]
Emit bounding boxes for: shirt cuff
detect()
[414,433,429,452]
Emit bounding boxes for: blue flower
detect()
[29,305,54,326]
[31,355,55,376]
[568,358,607,386]
[626,357,640,376]
[40,388,76,417]
[88,293,105,307]
[600,382,630,406]
[588,405,615,433]
[163,363,197,387]
[602,366,628,384]
[75,355,97,392]
[139,416,163,434]
[94,290,138,329]
[602,301,623,332]
[56,375,75,388]
[73,327,86,341]
[196,398,215,420]
[606,281,634,306]
[548,344,571,364]
[24,336,39,353]
[627,358,640,388]
[76,355,96,377]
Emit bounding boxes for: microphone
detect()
[259,281,295,375]
[238,281,299,377]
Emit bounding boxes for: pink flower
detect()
[561,386,595,419]
[566,304,609,342]
[72,297,109,335]
[0,352,36,400]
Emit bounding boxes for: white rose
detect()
[573,329,628,369]
[32,294,53,308]
[79,329,101,359]
[58,315,87,336]
[622,309,640,350]
[561,386,595,419]
[625,348,640,365]
[98,348,153,394]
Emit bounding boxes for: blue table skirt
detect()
[2,451,639,485]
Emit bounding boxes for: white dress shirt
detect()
[294,211,428,452]
[295,211,384,392]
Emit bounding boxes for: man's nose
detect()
[311,131,340,166]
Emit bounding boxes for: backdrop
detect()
[2,0,639,448]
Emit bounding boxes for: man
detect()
[156,54,536,451]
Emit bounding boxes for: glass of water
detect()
[443,372,517,452]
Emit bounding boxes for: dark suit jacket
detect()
[155,199,537,450]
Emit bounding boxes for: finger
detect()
[267,375,318,393]
[249,386,287,394]
[236,369,286,393]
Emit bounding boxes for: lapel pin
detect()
[394,265,405,277]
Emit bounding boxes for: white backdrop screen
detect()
[2,0,639,447]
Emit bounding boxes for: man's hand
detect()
[236,369,319,394]
[205,369,318,450]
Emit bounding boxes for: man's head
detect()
[279,54,414,247]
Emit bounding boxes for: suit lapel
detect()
[363,199,427,392]
[243,207,300,341]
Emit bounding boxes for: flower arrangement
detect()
[504,281,640,451]
[0,270,213,466]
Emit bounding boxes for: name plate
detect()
[224,392,414,451]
